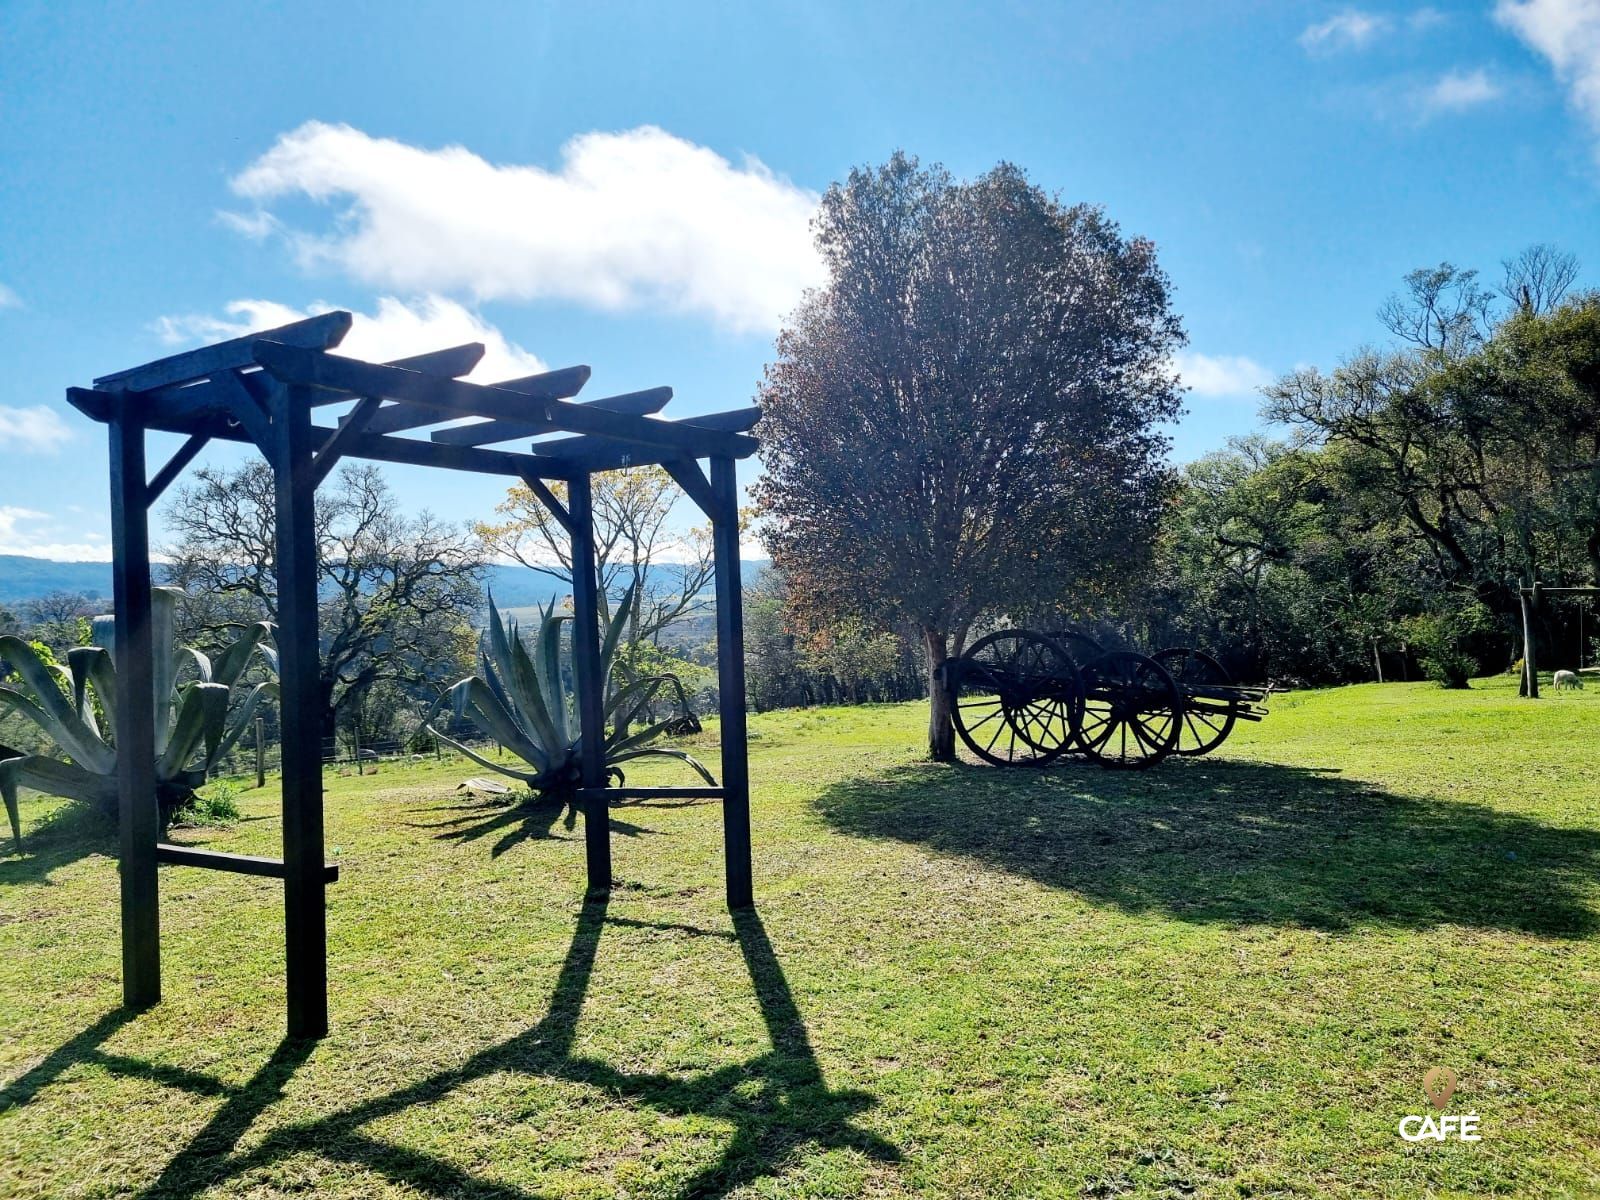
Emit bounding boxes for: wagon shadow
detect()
[816,758,1600,936]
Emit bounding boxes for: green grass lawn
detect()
[3,674,1600,1198]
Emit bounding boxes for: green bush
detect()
[1404,600,1492,689]
[170,780,243,828]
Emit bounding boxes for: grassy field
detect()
[3,674,1599,1198]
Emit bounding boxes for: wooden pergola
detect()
[68,312,758,1038]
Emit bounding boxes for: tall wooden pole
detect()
[108,405,160,1009]
[569,473,610,895]
[1522,583,1540,699]
[711,457,753,909]
[272,384,329,1038]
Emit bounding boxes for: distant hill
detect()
[0,555,113,606]
[0,554,768,611]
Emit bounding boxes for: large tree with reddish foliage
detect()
[756,154,1184,759]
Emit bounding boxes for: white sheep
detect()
[1553,669,1584,691]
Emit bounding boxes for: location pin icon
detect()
[1423,1067,1457,1110]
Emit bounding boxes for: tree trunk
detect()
[924,628,955,762]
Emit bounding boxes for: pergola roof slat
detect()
[254,343,756,459]
[93,312,353,393]
[429,386,673,446]
[528,406,764,472]
[361,364,592,436]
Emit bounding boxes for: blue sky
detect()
[2,0,1599,560]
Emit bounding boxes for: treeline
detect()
[745,570,924,710]
[1139,249,1600,687]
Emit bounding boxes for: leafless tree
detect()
[163,460,484,740]
[476,466,717,649]
[1501,243,1580,315]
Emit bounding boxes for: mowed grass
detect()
[3,674,1600,1198]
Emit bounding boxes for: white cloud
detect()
[1414,67,1505,117]
[0,405,73,452]
[225,121,824,335]
[1497,0,1600,154]
[1301,9,1391,53]
[152,294,546,382]
[0,283,21,309]
[0,507,112,562]
[1174,352,1273,397]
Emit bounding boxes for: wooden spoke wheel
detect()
[950,630,1084,767]
[1047,627,1103,666]
[1077,650,1181,770]
[1152,646,1237,757]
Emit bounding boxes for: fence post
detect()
[1522,583,1540,699]
[255,714,266,788]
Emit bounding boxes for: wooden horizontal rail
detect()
[156,843,340,883]
[577,787,726,801]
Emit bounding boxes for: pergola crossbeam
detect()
[431,387,673,446]
[360,364,593,436]
[92,312,352,393]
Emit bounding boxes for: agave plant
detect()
[0,587,277,851]
[424,586,714,800]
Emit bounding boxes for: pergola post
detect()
[568,472,611,895]
[273,383,330,1038]
[711,457,753,909]
[108,404,161,1009]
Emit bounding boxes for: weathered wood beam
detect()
[93,312,352,393]
[134,344,487,429]
[156,843,340,882]
[430,386,672,446]
[311,396,382,487]
[517,471,577,536]
[340,431,569,478]
[73,387,563,478]
[108,405,161,1009]
[534,407,763,474]
[662,459,719,519]
[207,369,275,452]
[362,365,592,436]
[384,342,487,377]
[576,786,727,801]
[274,383,330,1038]
[711,456,753,910]
[254,344,753,458]
[146,431,211,501]
[568,474,611,896]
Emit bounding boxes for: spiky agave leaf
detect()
[0,755,119,852]
[65,645,115,738]
[210,621,276,688]
[483,600,556,753]
[607,747,718,785]
[155,682,232,781]
[206,680,279,771]
[0,636,115,774]
[151,587,184,757]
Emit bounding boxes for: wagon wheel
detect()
[1077,650,1181,770]
[949,630,1084,767]
[1152,647,1237,757]
[1048,627,1104,666]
